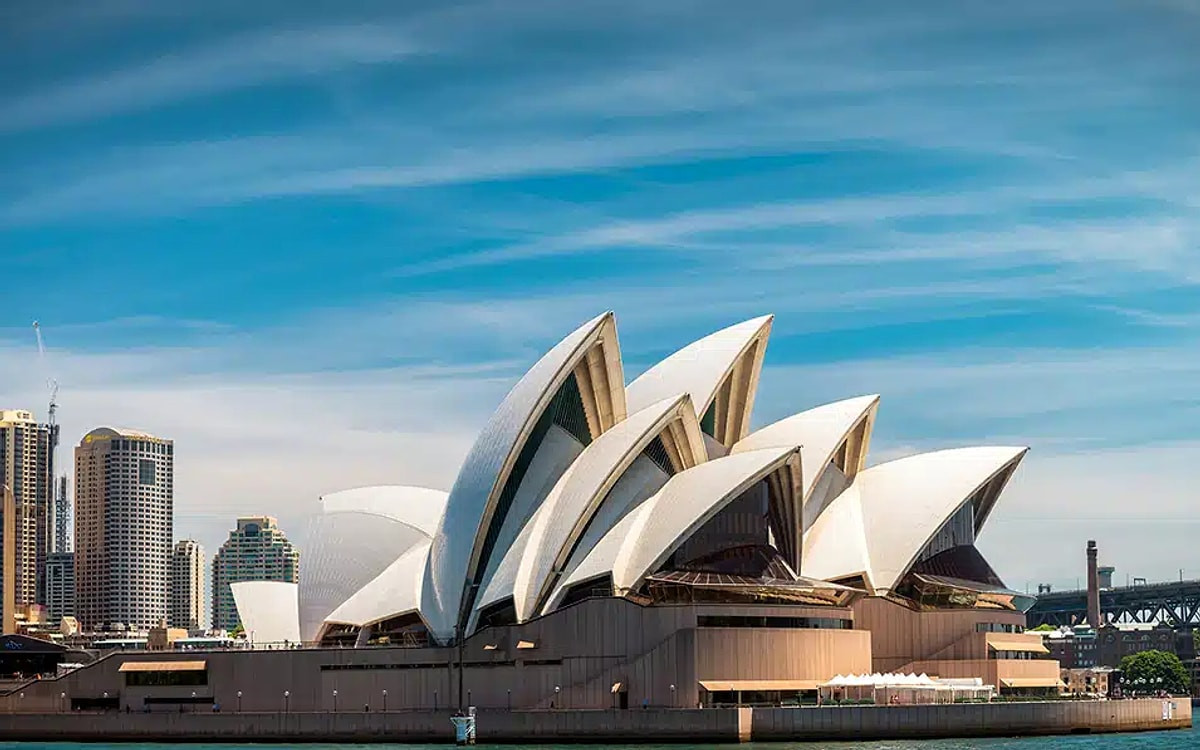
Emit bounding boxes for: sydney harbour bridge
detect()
[1026,578,1200,630]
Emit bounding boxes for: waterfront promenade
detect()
[0,698,1189,743]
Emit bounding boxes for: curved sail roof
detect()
[802,446,1028,593]
[733,395,879,529]
[298,486,447,642]
[472,505,541,621]
[320,485,449,538]
[322,539,432,632]
[423,311,625,640]
[231,581,301,644]
[510,394,707,621]
[545,446,800,612]
[626,316,772,448]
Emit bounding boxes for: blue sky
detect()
[1,0,1198,592]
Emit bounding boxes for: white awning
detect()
[700,680,823,691]
[119,660,206,673]
[987,636,1049,654]
[1001,677,1064,688]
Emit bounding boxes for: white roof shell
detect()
[733,395,879,530]
[801,446,1028,593]
[473,506,542,618]
[626,316,772,447]
[424,311,625,640]
[320,485,449,538]
[298,485,447,642]
[231,581,301,645]
[509,394,707,621]
[322,539,431,633]
[546,446,801,611]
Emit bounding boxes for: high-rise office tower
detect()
[53,476,70,554]
[212,517,299,632]
[45,551,74,625]
[169,540,205,631]
[2,483,14,633]
[74,428,173,631]
[0,409,57,609]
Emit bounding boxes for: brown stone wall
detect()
[0,598,860,713]
[853,597,1026,672]
[694,628,871,683]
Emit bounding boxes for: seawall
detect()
[0,699,1189,743]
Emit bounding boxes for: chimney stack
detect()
[1086,540,1101,627]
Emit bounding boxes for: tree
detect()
[1118,650,1190,696]
[230,622,245,638]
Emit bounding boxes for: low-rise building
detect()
[1061,667,1112,696]
[1044,626,1099,668]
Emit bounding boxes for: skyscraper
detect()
[212,517,299,633]
[170,540,205,631]
[45,552,74,626]
[0,409,57,609]
[53,476,70,554]
[74,428,173,631]
[2,483,14,634]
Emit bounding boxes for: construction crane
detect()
[33,321,67,554]
[31,321,59,436]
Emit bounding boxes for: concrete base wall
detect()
[0,699,1188,743]
[0,708,737,743]
[754,698,1192,740]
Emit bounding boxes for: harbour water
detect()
[3,730,1197,750]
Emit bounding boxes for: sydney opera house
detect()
[9,311,1060,713]
[256,311,1054,707]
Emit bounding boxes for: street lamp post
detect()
[382,689,388,712]
[60,692,66,713]
[284,690,291,714]
[554,685,560,709]
[669,684,676,707]
[237,691,243,712]
[434,690,438,712]
[507,689,512,710]
[332,689,338,712]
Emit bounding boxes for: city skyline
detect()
[2,1,1198,592]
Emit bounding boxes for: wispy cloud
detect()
[0,24,418,133]
[386,160,1200,285]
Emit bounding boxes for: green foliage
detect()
[1030,624,1056,632]
[1118,649,1190,695]
[230,622,245,638]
